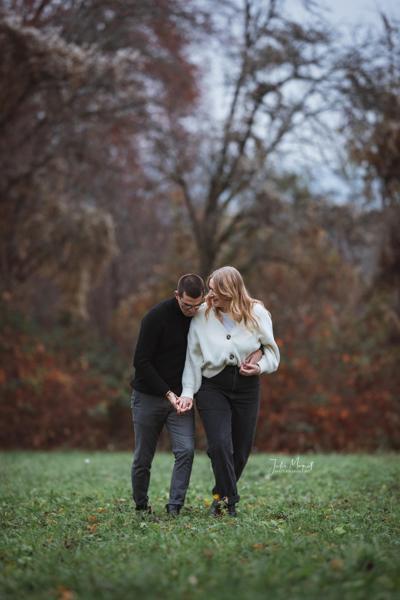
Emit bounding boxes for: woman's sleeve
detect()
[181,322,204,399]
[256,305,280,374]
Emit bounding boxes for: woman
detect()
[180,266,280,516]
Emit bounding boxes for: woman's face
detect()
[207,278,229,311]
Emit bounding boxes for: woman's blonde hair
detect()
[205,266,261,330]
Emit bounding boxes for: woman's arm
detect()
[255,305,280,374]
[181,322,203,400]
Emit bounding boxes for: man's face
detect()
[175,292,204,317]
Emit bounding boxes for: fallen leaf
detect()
[56,585,75,600]
[330,558,344,571]
[252,543,265,551]
[87,515,97,523]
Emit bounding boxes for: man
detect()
[130,273,205,517]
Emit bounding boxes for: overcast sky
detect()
[195,0,399,202]
[317,0,399,25]
[291,0,400,200]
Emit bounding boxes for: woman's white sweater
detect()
[181,302,280,399]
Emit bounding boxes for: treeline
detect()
[0,0,399,450]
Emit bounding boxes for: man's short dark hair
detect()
[177,274,205,298]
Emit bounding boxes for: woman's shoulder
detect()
[191,303,207,323]
[252,300,272,320]
[191,303,219,326]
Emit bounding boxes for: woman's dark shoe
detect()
[135,504,152,514]
[226,503,237,517]
[209,499,222,517]
[166,504,181,517]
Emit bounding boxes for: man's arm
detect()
[133,309,170,397]
[244,348,263,364]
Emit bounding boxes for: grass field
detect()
[1,452,399,600]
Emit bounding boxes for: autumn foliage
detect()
[258,335,400,452]
[1,2,399,451]
[0,300,131,449]
[1,279,399,451]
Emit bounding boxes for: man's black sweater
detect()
[131,297,192,397]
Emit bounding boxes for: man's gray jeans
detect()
[131,389,195,508]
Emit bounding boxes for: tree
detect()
[0,0,207,318]
[337,14,400,325]
[152,0,333,276]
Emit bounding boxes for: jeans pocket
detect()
[131,390,140,410]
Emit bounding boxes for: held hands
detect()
[175,396,193,414]
[165,391,193,414]
[240,348,262,376]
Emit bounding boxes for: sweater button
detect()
[229,354,234,360]
[226,334,231,340]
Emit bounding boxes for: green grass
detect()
[1,452,399,600]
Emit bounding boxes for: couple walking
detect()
[131,266,280,517]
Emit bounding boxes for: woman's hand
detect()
[239,362,261,376]
[176,396,193,413]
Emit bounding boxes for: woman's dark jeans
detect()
[196,366,260,505]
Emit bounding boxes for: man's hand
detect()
[165,391,179,410]
[245,349,263,364]
[176,396,193,414]
[240,348,262,376]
